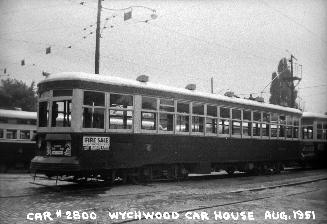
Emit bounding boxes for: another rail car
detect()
[301,112,327,167]
[31,72,303,181]
[0,109,37,172]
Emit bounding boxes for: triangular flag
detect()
[124,10,132,21]
[21,60,25,66]
[46,47,51,54]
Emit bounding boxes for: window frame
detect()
[252,111,262,139]
[205,104,218,136]
[231,108,242,138]
[191,102,205,135]
[82,90,106,132]
[140,96,158,133]
[158,98,175,134]
[261,112,270,139]
[108,92,134,132]
[175,100,190,135]
[218,106,230,137]
[242,110,252,139]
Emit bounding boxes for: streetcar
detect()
[301,112,327,167]
[0,109,37,172]
[31,72,303,182]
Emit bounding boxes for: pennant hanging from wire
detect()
[4,68,6,74]
[46,46,51,54]
[42,71,50,77]
[124,10,132,21]
[21,59,25,66]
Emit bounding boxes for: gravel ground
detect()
[0,169,326,224]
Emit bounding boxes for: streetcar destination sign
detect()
[83,136,110,150]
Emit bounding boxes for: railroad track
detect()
[112,178,326,224]
[0,168,324,199]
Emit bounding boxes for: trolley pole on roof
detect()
[95,0,102,74]
[211,77,214,94]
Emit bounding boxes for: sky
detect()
[0,0,326,113]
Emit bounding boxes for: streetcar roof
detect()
[302,112,327,119]
[0,109,36,120]
[40,72,302,115]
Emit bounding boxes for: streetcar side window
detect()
[279,115,286,138]
[219,119,230,134]
[286,116,293,139]
[0,129,3,138]
[219,107,230,135]
[38,101,49,127]
[20,130,30,139]
[177,102,189,114]
[231,109,241,136]
[109,93,133,129]
[84,91,105,106]
[176,114,189,132]
[242,110,252,137]
[262,112,270,137]
[142,96,157,110]
[252,111,261,137]
[176,101,190,132]
[6,129,17,139]
[302,126,313,139]
[317,121,323,140]
[192,103,204,133]
[206,105,217,134]
[110,94,133,108]
[206,117,217,134]
[83,91,105,129]
[220,107,230,119]
[159,113,174,131]
[51,100,72,127]
[84,108,105,129]
[270,113,278,138]
[141,96,157,130]
[207,105,217,117]
[141,112,156,130]
[159,99,174,132]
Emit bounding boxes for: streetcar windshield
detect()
[51,100,72,127]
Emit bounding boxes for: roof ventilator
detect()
[185,84,196,91]
[255,97,264,103]
[136,75,149,83]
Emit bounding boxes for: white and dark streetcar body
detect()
[301,112,327,168]
[31,72,309,182]
[0,109,36,172]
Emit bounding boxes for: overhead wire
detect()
[260,0,327,45]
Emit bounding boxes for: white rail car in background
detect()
[0,109,37,172]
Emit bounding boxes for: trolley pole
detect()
[211,77,214,94]
[95,0,102,74]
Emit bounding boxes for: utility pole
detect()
[95,0,102,74]
[289,54,295,108]
[211,77,214,94]
[288,54,301,108]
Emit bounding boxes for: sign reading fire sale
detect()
[83,136,110,150]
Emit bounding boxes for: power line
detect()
[298,84,327,90]
[147,22,273,62]
[261,0,327,45]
